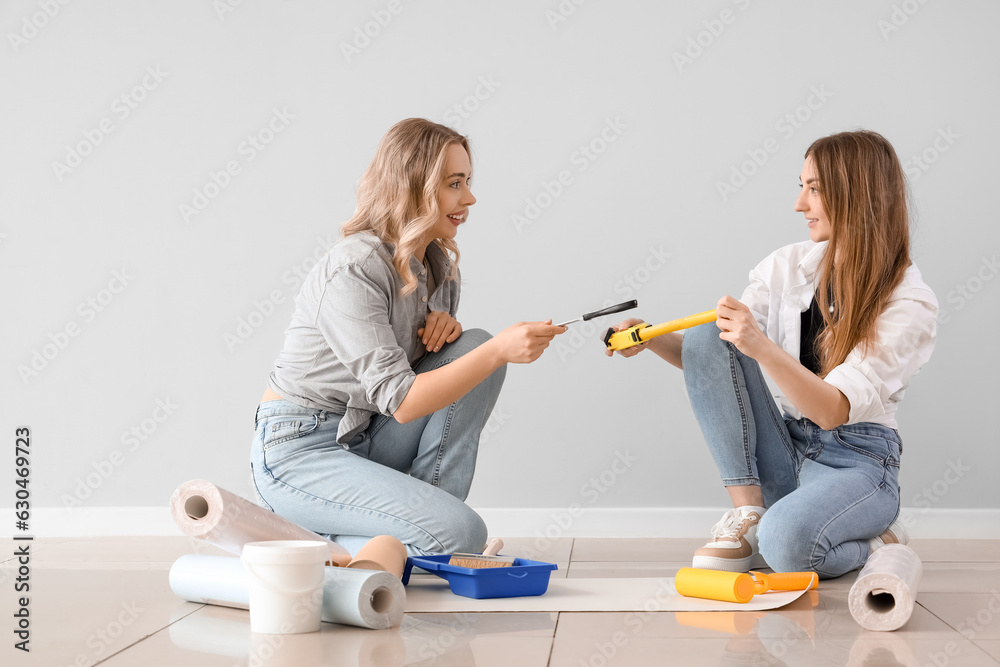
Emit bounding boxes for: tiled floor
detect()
[2,536,999,666]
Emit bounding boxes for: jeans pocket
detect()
[262,414,321,450]
[832,426,895,465]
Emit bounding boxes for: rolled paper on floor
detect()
[322,560,406,629]
[347,535,408,578]
[675,567,755,603]
[848,543,923,631]
[170,479,352,567]
[169,554,405,629]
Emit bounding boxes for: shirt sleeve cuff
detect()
[359,348,417,416]
[823,364,884,425]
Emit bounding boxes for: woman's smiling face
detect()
[795,155,831,243]
[431,143,476,242]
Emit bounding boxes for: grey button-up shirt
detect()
[268,232,460,444]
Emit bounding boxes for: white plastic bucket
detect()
[241,540,328,634]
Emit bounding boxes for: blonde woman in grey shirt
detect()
[250,119,566,556]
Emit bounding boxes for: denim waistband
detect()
[254,399,345,421]
[833,421,901,444]
[789,417,899,441]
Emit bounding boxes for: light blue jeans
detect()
[682,323,902,578]
[250,329,504,557]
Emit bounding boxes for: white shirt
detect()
[740,240,938,429]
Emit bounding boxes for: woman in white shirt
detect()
[608,130,937,577]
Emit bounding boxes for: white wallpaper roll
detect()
[170,479,352,566]
[848,544,923,631]
[169,554,405,630]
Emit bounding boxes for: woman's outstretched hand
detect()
[494,320,567,364]
[604,318,648,358]
[418,311,463,352]
[716,296,769,359]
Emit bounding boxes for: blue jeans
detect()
[249,329,505,557]
[682,323,902,578]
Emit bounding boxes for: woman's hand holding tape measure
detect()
[603,309,719,355]
[603,318,649,358]
[716,295,770,359]
[556,299,721,357]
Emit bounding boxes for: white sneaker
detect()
[869,519,909,553]
[692,506,768,572]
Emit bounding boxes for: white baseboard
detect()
[479,507,1000,540]
[7,506,999,540]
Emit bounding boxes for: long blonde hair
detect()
[808,130,911,377]
[341,118,467,296]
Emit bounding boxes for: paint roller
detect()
[603,309,718,351]
[674,567,818,604]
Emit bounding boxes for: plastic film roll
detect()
[169,554,405,630]
[848,544,923,631]
[170,479,352,567]
[675,567,755,603]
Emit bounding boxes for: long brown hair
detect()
[341,118,467,295]
[808,130,911,376]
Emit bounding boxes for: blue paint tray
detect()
[403,554,558,599]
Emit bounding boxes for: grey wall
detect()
[3,0,997,516]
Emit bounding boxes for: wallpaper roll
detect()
[169,554,405,630]
[170,479,352,567]
[848,544,923,631]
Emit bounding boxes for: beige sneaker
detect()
[692,507,767,572]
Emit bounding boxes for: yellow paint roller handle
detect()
[675,567,756,604]
[604,309,718,351]
[750,571,818,593]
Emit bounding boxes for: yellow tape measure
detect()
[603,309,718,351]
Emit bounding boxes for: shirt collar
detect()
[409,241,452,277]
[798,241,828,281]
